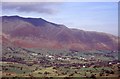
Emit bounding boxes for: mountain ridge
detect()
[1,16,118,51]
[2,16,65,27]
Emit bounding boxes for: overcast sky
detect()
[1,2,118,36]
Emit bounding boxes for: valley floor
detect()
[1,46,120,78]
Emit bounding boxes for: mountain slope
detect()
[1,16,118,51]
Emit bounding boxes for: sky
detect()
[1,2,118,36]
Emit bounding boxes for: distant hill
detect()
[1,16,118,51]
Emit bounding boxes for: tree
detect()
[44,71,50,75]
[38,72,42,74]
[69,73,74,76]
[99,72,104,76]
[90,74,96,79]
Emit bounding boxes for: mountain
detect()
[1,16,118,51]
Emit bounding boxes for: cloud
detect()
[2,2,60,14]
